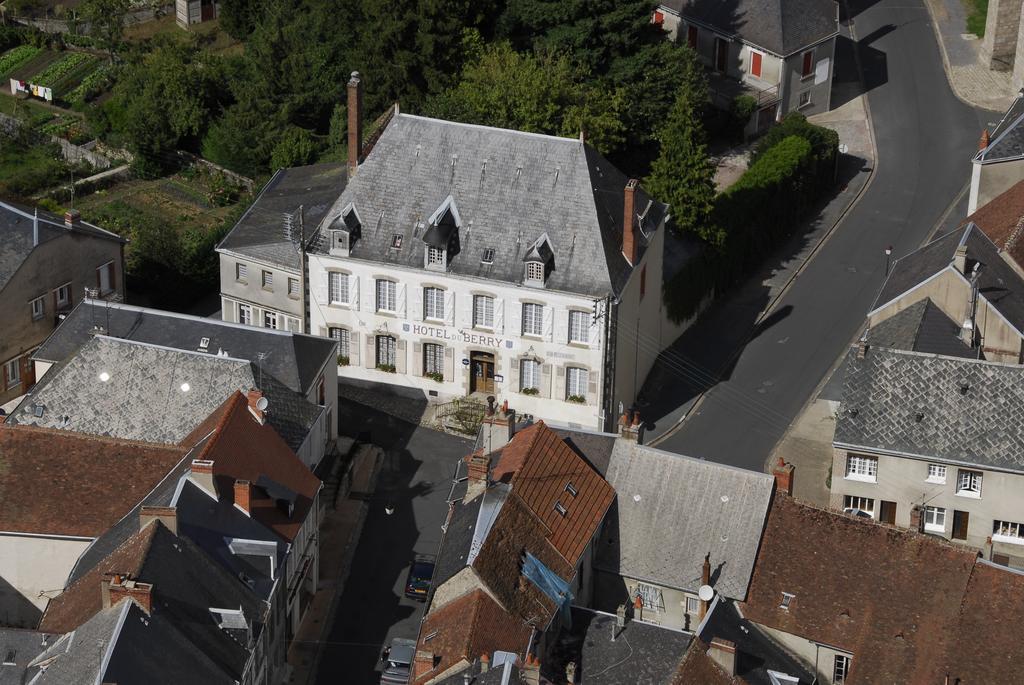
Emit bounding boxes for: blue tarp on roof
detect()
[522,551,573,626]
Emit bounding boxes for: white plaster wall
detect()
[0,534,91,627]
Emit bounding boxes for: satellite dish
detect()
[255,397,269,411]
[698,585,714,602]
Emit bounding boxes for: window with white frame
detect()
[634,583,665,611]
[993,520,1024,543]
[262,270,273,289]
[328,272,348,305]
[56,282,71,308]
[845,454,877,482]
[525,260,544,282]
[424,287,445,320]
[566,367,588,400]
[833,655,850,684]
[926,463,947,484]
[843,495,874,516]
[30,296,44,321]
[799,91,811,108]
[685,596,700,614]
[427,246,445,266]
[956,469,982,497]
[236,262,247,281]
[288,277,300,298]
[238,303,252,326]
[423,343,444,377]
[329,327,350,358]
[4,358,19,388]
[97,261,114,294]
[375,279,396,313]
[473,295,494,329]
[780,592,795,610]
[376,335,396,367]
[522,302,543,336]
[924,506,946,533]
[568,310,589,344]
[263,310,277,329]
[520,358,541,392]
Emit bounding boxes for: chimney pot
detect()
[190,459,216,496]
[522,654,541,685]
[622,179,639,266]
[954,244,968,274]
[980,128,990,150]
[64,209,80,228]
[480,653,490,672]
[414,650,435,680]
[347,71,364,177]
[234,479,252,515]
[102,575,153,615]
[247,389,267,425]
[772,458,794,496]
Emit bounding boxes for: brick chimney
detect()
[618,410,642,442]
[414,650,435,681]
[64,209,80,228]
[954,244,968,274]
[102,575,153,615]
[980,128,990,150]
[622,179,639,266]
[522,654,541,685]
[480,653,490,673]
[234,479,252,515]
[708,638,738,676]
[910,505,923,532]
[464,451,491,502]
[191,459,216,496]
[247,388,267,425]
[139,505,177,535]
[772,457,794,496]
[856,339,869,359]
[347,71,363,177]
[699,552,711,620]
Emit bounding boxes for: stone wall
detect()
[982,0,1024,70]
[0,112,112,169]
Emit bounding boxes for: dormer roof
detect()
[522,233,554,264]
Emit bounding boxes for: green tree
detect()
[270,126,317,169]
[79,0,130,55]
[219,0,265,40]
[645,84,717,242]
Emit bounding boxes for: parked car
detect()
[380,637,417,684]
[404,557,435,601]
[843,507,872,519]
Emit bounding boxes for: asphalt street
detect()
[652,0,991,468]
[313,398,473,684]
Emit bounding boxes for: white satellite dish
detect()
[255,397,269,411]
[698,585,714,602]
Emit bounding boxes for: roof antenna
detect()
[255,352,268,390]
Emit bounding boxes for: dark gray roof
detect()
[661,0,839,55]
[868,299,976,359]
[28,603,127,685]
[597,442,774,599]
[976,91,1024,164]
[315,114,668,299]
[10,336,321,452]
[35,300,336,396]
[0,200,124,293]
[872,225,1024,335]
[551,427,618,476]
[217,162,346,271]
[834,345,1024,471]
[431,495,484,593]
[544,607,692,685]
[0,628,53,685]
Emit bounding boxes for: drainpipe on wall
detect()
[601,295,617,433]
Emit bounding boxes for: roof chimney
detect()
[64,209,80,229]
[622,179,639,266]
[522,654,541,685]
[464,450,491,502]
[772,457,794,496]
[699,552,711,620]
[247,388,267,425]
[347,71,363,178]
[910,505,924,532]
[954,244,968,274]
[708,638,738,676]
[102,575,153,615]
[980,128,990,150]
[234,479,252,515]
[139,505,177,535]
[414,650,435,681]
[480,653,490,672]
[191,459,216,496]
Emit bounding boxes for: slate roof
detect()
[217,162,346,271]
[596,442,774,599]
[432,495,484,591]
[543,607,692,685]
[669,641,743,685]
[834,344,1024,471]
[550,426,618,476]
[0,424,185,537]
[9,335,321,453]
[741,494,980,685]
[660,0,839,56]
[35,300,336,395]
[866,298,975,358]
[960,179,1024,270]
[0,200,123,293]
[975,91,1024,164]
[871,224,1024,335]
[413,589,532,685]
[315,113,668,299]
[0,628,53,685]
[39,521,262,680]
[195,391,321,542]
[28,602,128,685]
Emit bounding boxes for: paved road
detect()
[314,399,473,684]
[651,0,990,469]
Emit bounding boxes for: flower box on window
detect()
[425,371,444,382]
[567,394,586,404]
[521,387,540,396]
[376,363,396,373]
[337,355,350,366]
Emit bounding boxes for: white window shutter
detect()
[541,363,552,399]
[555,308,568,345]
[350,331,360,365]
[543,306,554,342]
[445,291,455,326]
[589,308,601,349]
[396,340,408,374]
[510,301,521,336]
[554,364,566,400]
[398,283,407,318]
[412,286,423,321]
[364,334,374,368]
[462,294,473,327]
[445,346,455,380]
[316,270,328,305]
[495,298,505,333]
[412,342,423,376]
[350,275,360,311]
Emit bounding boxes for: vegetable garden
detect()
[0,46,105,103]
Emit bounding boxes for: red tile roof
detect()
[0,424,186,537]
[945,561,1024,681]
[669,641,745,685]
[413,589,532,685]
[962,179,1024,271]
[194,392,320,541]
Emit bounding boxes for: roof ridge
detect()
[195,392,246,462]
[0,422,184,452]
[396,112,583,146]
[91,334,254,364]
[1003,213,1024,254]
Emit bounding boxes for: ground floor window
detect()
[924,506,946,533]
[423,343,444,378]
[520,359,540,393]
[263,310,277,329]
[566,367,588,402]
[330,328,350,359]
[843,495,874,517]
[994,520,1024,543]
[376,335,396,369]
[238,303,251,326]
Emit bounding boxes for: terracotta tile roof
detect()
[492,422,615,566]
[669,641,745,685]
[414,589,532,685]
[196,392,321,541]
[0,424,186,537]
[944,561,1024,681]
[961,179,1024,270]
[742,494,977,684]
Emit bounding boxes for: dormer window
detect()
[522,233,554,287]
[328,202,361,257]
[526,260,544,282]
[427,246,445,266]
[423,195,461,272]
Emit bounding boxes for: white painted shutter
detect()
[412,286,423,321]
[350,275,360,311]
[510,301,521,337]
[555,308,568,345]
[445,346,455,381]
[396,340,408,374]
[541,363,552,399]
[462,294,473,327]
[510,356,520,391]
[587,368,598,402]
[554,365,566,400]
[495,297,505,333]
[589,308,601,350]
[365,279,374,311]
[350,331,360,366]
[445,291,455,326]
[364,335,375,368]
[316,270,328,305]
[543,305,554,342]
[413,342,423,376]
[398,283,407,318]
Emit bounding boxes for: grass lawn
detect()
[0,134,85,200]
[964,0,988,36]
[125,15,243,56]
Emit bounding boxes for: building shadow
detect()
[830,31,889,110]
